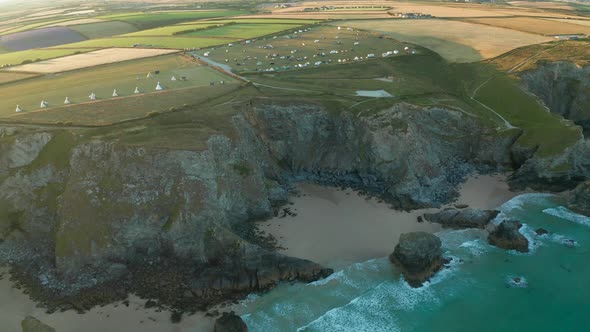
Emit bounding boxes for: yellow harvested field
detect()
[508,1,575,10]
[278,0,589,18]
[0,72,38,84]
[4,48,179,74]
[547,19,590,28]
[465,17,590,36]
[337,19,552,62]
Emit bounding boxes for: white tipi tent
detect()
[112,89,119,97]
[155,82,164,91]
[89,92,96,100]
[171,76,177,81]
[134,87,141,94]
[40,100,48,108]
[64,97,71,104]
[146,72,152,78]
[15,105,22,113]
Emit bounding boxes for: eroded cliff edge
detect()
[0,98,585,313]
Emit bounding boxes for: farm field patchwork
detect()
[120,22,222,37]
[3,48,179,74]
[69,21,139,39]
[98,10,246,29]
[0,54,240,125]
[334,19,552,62]
[182,23,305,38]
[200,25,416,74]
[0,26,86,51]
[55,36,235,50]
[0,48,98,67]
[464,17,590,36]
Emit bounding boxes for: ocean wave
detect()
[458,239,488,256]
[493,193,555,224]
[542,206,590,228]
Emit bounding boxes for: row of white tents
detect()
[16,82,166,112]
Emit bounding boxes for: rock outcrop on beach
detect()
[214,312,248,332]
[389,232,444,287]
[21,316,56,332]
[423,208,498,229]
[488,220,529,253]
[567,180,590,216]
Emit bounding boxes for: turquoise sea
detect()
[236,194,590,331]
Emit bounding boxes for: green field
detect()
[0,48,97,67]
[98,10,246,29]
[55,36,231,49]
[177,18,322,25]
[70,21,139,39]
[238,47,581,157]
[121,22,223,37]
[0,54,240,125]
[183,23,304,38]
[0,18,74,36]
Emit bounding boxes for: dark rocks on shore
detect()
[488,220,529,253]
[21,316,56,332]
[535,228,549,236]
[423,208,499,229]
[568,180,590,216]
[214,312,248,332]
[389,232,444,287]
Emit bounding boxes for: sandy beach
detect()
[259,174,521,269]
[0,267,218,332]
[0,174,519,332]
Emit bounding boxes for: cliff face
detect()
[0,101,548,310]
[520,62,590,136]
[513,62,590,190]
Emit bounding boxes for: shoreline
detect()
[0,267,222,332]
[0,174,521,331]
[258,174,522,269]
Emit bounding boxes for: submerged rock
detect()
[568,180,590,216]
[214,312,248,332]
[423,208,499,229]
[389,232,444,287]
[535,228,549,236]
[488,220,529,253]
[21,316,56,332]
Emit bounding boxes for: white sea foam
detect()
[542,206,590,228]
[493,193,555,224]
[458,239,488,256]
[505,275,528,288]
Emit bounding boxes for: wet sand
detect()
[260,174,520,269]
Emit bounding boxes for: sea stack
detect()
[214,312,248,332]
[488,220,529,252]
[389,232,444,287]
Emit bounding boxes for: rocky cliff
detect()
[520,62,590,136]
[0,99,569,312]
[512,62,590,191]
